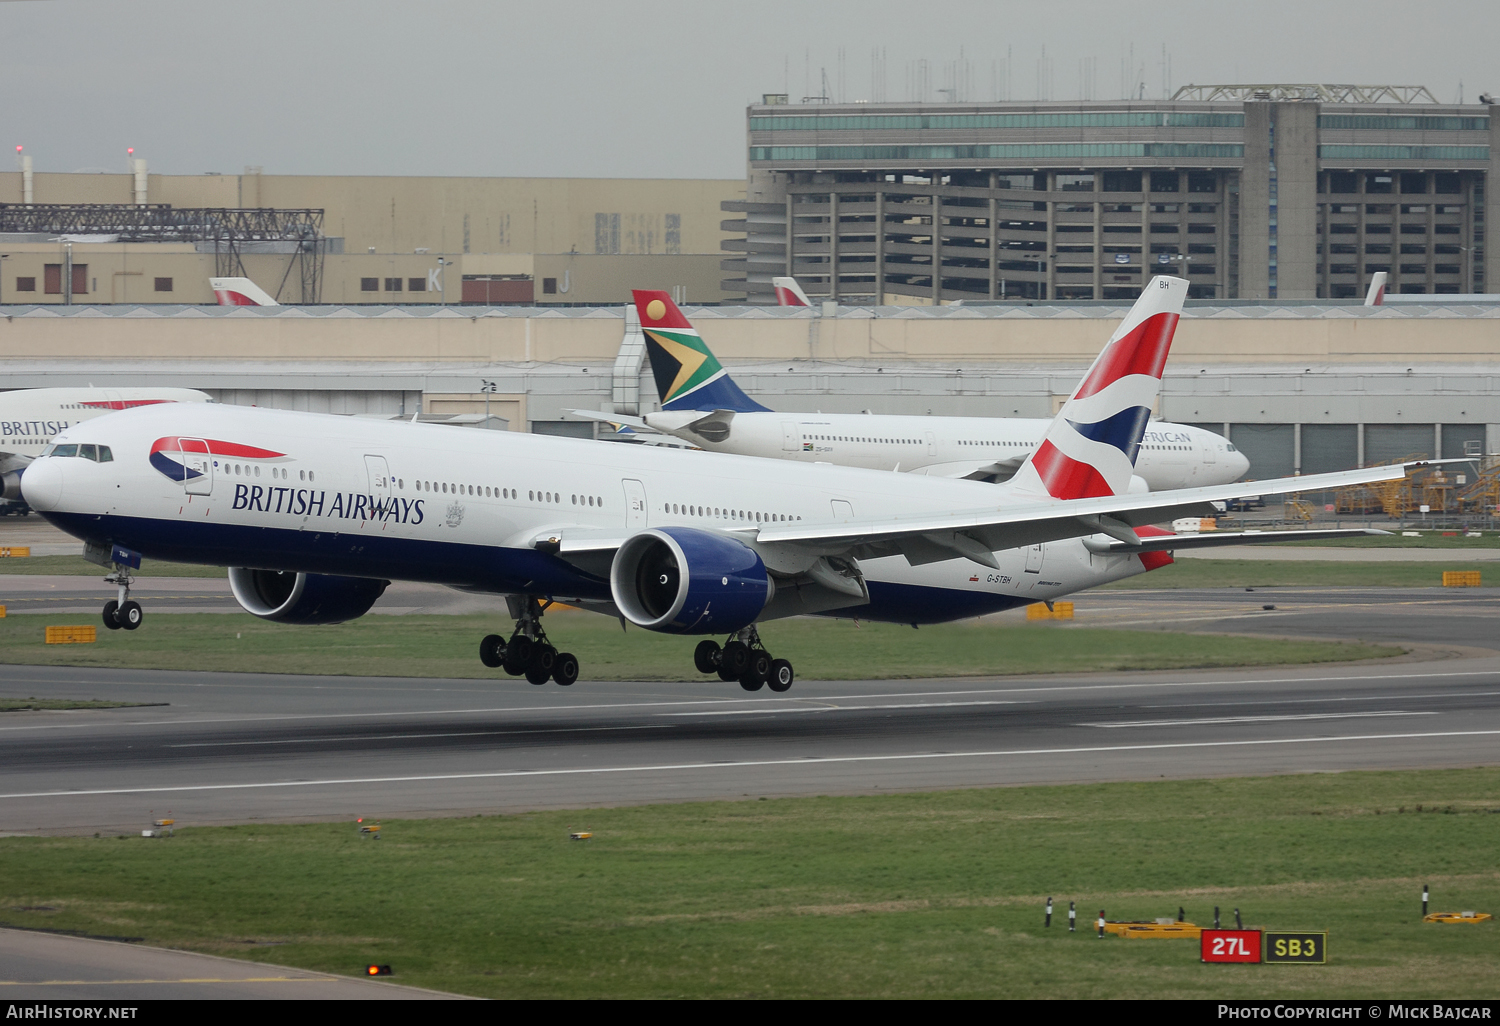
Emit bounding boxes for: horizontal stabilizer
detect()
[1083,528,1391,554]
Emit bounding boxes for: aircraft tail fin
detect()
[632,290,770,412]
[210,277,279,306]
[1364,271,1388,306]
[772,276,813,307]
[1008,276,1189,500]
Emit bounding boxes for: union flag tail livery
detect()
[632,290,769,413]
[772,276,812,307]
[210,277,279,307]
[1009,275,1188,500]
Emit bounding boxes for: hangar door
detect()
[1365,424,1434,464]
[1228,424,1294,480]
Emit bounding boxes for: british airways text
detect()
[231,484,425,524]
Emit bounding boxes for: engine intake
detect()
[228,567,389,625]
[610,527,771,634]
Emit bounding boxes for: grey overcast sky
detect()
[4,0,1497,180]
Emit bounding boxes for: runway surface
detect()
[0,928,457,1000]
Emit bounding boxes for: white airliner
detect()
[210,277,279,306]
[772,276,813,307]
[0,387,212,504]
[23,277,1403,690]
[573,291,1249,491]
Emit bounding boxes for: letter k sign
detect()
[428,268,442,293]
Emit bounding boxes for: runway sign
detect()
[1443,571,1481,587]
[0,546,29,557]
[1265,932,1327,963]
[45,625,96,644]
[1201,929,1261,962]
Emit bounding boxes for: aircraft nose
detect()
[1232,449,1251,480]
[20,457,64,511]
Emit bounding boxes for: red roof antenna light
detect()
[128,147,134,155]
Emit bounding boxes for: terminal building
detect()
[720,85,1498,304]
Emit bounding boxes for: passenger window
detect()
[79,444,98,461]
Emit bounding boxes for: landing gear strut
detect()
[479,595,578,686]
[101,564,143,631]
[694,626,793,693]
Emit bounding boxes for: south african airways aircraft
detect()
[23,278,1407,692]
[573,291,1249,491]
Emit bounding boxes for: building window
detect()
[384,277,402,292]
[665,213,681,254]
[408,277,426,292]
[542,277,557,294]
[15,277,34,292]
[154,277,173,292]
[44,265,62,294]
[1150,171,1180,193]
[361,277,378,292]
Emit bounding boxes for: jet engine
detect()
[610,527,772,634]
[228,567,389,625]
[1,470,22,501]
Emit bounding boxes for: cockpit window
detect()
[97,445,113,462]
[1226,443,1237,452]
[51,443,78,458]
[79,444,98,461]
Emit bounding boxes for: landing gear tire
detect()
[530,644,557,676]
[768,659,794,693]
[552,652,579,687]
[507,635,535,668]
[693,639,722,675]
[118,601,143,631]
[719,640,750,681]
[479,634,505,668]
[746,650,771,684]
[102,600,122,630]
[525,665,551,685]
[738,672,765,692]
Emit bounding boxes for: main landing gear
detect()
[101,564,143,631]
[479,596,578,686]
[693,625,794,693]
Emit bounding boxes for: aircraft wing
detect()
[565,409,658,433]
[750,461,1426,568]
[1084,528,1390,554]
[909,457,1026,482]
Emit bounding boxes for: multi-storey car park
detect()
[721,84,1498,304]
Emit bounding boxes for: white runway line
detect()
[3,728,1498,800]
[1078,710,1435,728]
[167,724,673,748]
[659,700,1027,717]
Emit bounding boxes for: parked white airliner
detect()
[574,292,1249,491]
[0,387,212,503]
[22,278,1402,691]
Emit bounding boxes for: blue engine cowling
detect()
[610,528,772,635]
[228,567,389,625]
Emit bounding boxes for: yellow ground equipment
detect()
[1423,912,1492,924]
[1103,918,1203,939]
[45,625,96,644]
[1027,602,1074,621]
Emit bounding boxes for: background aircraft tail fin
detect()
[210,277,279,306]
[632,290,770,412]
[1363,271,1388,306]
[1008,276,1188,500]
[772,276,812,307]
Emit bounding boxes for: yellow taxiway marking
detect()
[0,976,338,985]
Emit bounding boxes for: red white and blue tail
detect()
[1363,271,1387,306]
[1008,276,1188,500]
[210,277,279,307]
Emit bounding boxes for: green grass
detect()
[0,698,166,712]
[1102,558,1494,589]
[1262,533,1500,549]
[0,611,1398,681]
[3,769,1496,998]
[0,555,226,577]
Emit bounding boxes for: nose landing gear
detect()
[694,626,794,692]
[101,565,142,631]
[479,596,578,686]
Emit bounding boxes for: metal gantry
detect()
[0,204,327,303]
[1171,84,1440,104]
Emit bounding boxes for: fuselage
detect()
[0,387,212,461]
[644,410,1247,490]
[24,403,1165,628]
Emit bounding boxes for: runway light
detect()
[366,964,392,976]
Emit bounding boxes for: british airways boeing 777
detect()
[22,278,1406,691]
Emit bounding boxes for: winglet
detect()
[1364,271,1387,307]
[1009,276,1189,500]
[632,290,770,413]
[772,276,812,307]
